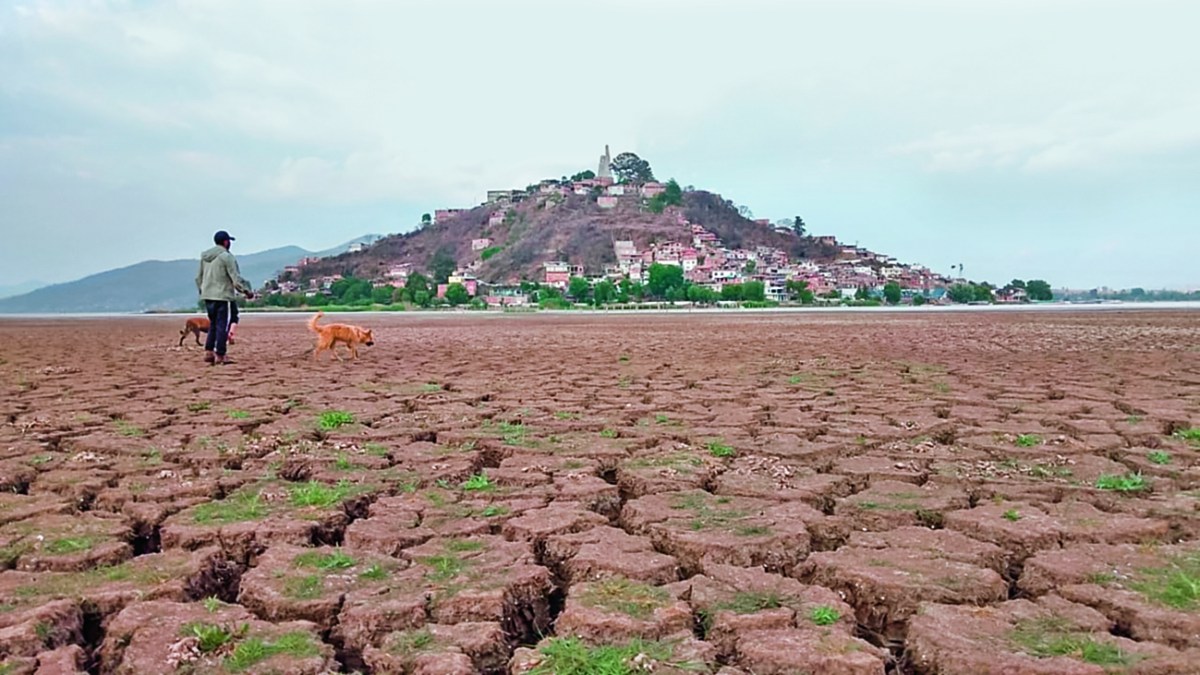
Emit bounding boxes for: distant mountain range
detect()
[0,236,381,314]
[0,280,48,300]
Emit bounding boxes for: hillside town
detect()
[266,147,1044,307]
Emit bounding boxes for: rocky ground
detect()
[1,310,1197,674]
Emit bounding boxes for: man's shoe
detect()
[214,355,233,366]
[204,351,215,364]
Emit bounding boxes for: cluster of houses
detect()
[266,147,1004,306]
[538,213,955,304]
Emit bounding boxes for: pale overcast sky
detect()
[2,0,1197,289]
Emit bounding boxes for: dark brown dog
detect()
[308,311,374,361]
[179,317,210,346]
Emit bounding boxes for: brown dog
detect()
[308,311,374,361]
[179,317,210,346]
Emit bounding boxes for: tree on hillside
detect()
[947,284,975,304]
[568,276,591,302]
[855,285,871,301]
[793,216,806,237]
[421,213,432,227]
[721,284,743,301]
[647,178,684,213]
[646,263,684,298]
[786,279,815,304]
[405,272,430,296]
[1008,279,1026,290]
[444,283,469,306]
[611,152,655,184]
[570,170,596,182]
[743,260,757,276]
[371,285,394,305]
[973,283,994,303]
[742,280,766,302]
[1026,279,1053,301]
[429,248,457,284]
[737,205,754,219]
[883,281,902,305]
[594,280,616,306]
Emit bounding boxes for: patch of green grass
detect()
[1029,464,1073,479]
[293,549,355,571]
[288,480,355,508]
[734,525,771,537]
[1173,428,1200,445]
[187,402,211,413]
[578,577,670,619]
[202,596,223,613]
[192,491,269,524]
[225,632,320,671]
[1010,616,1129,665]
[44,537,94,555]
[1147,450,1172,465]
[420,554,466,582]
[227,409,251,420]
[185,622,236,653]
[706,440,736,458]
[554,411,580,420]
[497,421,529,446]
[529,637,695,675]
[1129,552,1200,610]
[29,453,54,466]
[282,575,323,600]
[316,410,355,431]
[1126,415,1143,424]
[618,355,631,363]
[364,443,389,457]
[386,628,436,656]
[1003,509,1022,522]
[141,448,162,464]
[444,539,486,553]
[420,383,442,393]
[1095,473,1148,493]
[1015,434,1041,447]
[714,592,783,615]
[481,505,508,517]
[333,453,353,471]
[359,564,388,581]
[600,428,619,439]
[34,621,51,644]
[654,414,673,425]
[113,419,145,437]
[810,605,841,626]
[461,473,494,491]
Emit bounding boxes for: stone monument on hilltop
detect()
[598,145,612,180]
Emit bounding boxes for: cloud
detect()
[893,98,1200,173]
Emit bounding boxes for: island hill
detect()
[258,148,1052,309]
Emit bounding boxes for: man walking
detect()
[196,230,253,365]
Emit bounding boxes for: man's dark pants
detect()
[204,299,233,356]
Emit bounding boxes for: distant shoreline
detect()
[2,300,1199,320]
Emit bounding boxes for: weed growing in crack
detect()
[461,473,494,491]
[809,605,841,626]
[1147,450,1172,465]
[1095,473,1148,493]
[293,549,355,571]
[706,440,736,458]
[316,410,354,430]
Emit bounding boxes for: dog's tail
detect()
[308,310,324,333]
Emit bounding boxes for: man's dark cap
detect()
[214,230,236,244]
